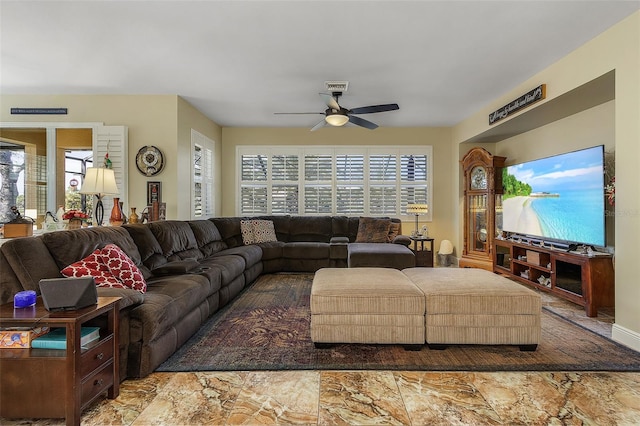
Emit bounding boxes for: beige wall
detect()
[453,12,640,349]
[221,127,456,246]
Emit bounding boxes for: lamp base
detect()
[95,196,104,226]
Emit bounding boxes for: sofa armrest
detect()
[330,236,350,245]
[329,236,349,260]
[392,235,411,247]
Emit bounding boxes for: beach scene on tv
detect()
[501,146,605,247]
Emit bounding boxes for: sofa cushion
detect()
[42,226,142,270]
[212,217,243,248]
[129,274,211,343]
[188,220,227,257]
[283,242,329,259]
[289,216,332,243]
[200,255,246,286]
[213,246,262,268]
[348,242,415,269]
[148,221,203,261]
[95,287,144,311]
[256,241,285,261]
[151,259,200,276]
[1,236,62,294]
[355,217,392,243]
[122,224,164,271]
[101,244,147,293]
[60,249,125,289]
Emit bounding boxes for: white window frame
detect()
[237,145,433,220]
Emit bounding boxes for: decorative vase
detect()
[68,218,83,230]
[129,207,139,224]
[109,197,124,226]
[119,201,127,224]
[56,206,65,223]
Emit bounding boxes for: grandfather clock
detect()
[460,147,506,270]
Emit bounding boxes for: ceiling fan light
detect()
[325,113,349,126]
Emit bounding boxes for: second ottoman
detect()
[310,267,425,346]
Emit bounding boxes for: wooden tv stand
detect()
[494,239,614,317]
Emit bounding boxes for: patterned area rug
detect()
[158,273,640,372]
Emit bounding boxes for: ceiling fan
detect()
[275,92,399,131]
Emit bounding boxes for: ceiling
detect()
[1,1,638,129]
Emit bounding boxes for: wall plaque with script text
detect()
[489,84,546,125]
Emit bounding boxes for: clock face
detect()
[470,166,487,190]
[136,146,165,176]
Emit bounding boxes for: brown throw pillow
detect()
[355,217,392,243]
[387,222,401,242]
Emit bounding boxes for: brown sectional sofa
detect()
[0,215,411,379]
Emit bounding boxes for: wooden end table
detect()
[0,296,120,426]
[410,236,435,267]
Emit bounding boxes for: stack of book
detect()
[31,326,100,349]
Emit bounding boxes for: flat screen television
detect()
[501,145,606,247]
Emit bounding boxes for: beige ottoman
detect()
[311,268,425,348]
[403,268,541,351]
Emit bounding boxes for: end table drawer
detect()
[81,362,114,407]
[415,251,433,267]
[81,335,114,377]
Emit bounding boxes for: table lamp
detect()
[406,203,429,236]
[80,167,119,226]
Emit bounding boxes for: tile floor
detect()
[3,290,639,426]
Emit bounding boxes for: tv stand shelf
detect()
[494,239,614,317]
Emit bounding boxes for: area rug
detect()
[158,273,640,372]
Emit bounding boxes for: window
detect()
[238,146,432,218]
[191,130,215,219]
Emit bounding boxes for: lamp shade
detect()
[80,167,119,196]
[325,113,349,126]
[406,203,429,215]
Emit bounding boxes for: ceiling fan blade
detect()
[349,103,399,115]
[348,115,378,130]
[319,93,341,110]
[310,119,327,132]
[274,112,324,115]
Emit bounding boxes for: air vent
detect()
[325,81,349,92]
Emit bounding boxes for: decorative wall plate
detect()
[136,145,164,176]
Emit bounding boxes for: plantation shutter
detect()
[336,154,364,215]
[400,154,428,213]
[94,125,128,219]
[191,130,215,219]
[369,154,397,215]
[304,154,332,214]
[240,154,268,214]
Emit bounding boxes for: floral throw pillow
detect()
[60,249,126,289]
[100,244,147,293]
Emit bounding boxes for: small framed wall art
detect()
[147,181,162,206]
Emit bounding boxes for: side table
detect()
[0,296,120,426]
[410,236,435,267]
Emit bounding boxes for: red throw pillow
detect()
[60,249,127,289]
[100,244,147,293]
